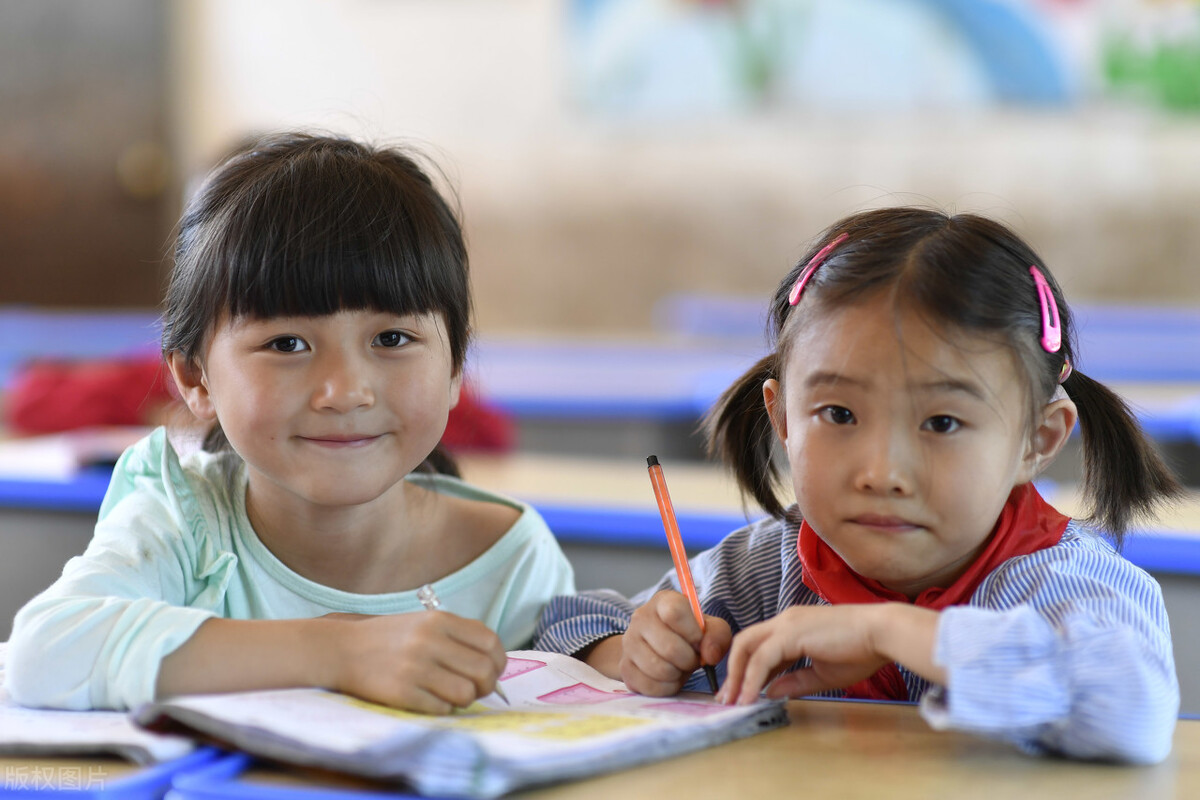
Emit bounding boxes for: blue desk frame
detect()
[3,305,1198,574]
[166,754,415,800]
[533,501,1200,577]
[4,469,1199,577]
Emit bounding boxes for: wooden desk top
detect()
[516,700,1200,800]
[458,453,1200,536]
[459,453,750,515]
[10,701,1189,799]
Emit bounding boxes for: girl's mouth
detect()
[301,434,382,447]
[851,514,921,533]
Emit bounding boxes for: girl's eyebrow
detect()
[804,371,868,390]
[912,378,987,401]
[804,371,987,402]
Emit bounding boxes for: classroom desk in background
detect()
[4,451,1200,714]
[10,701,1191,800]
[474,297,1200,463]
[7,300,1200,385]
[457,453,1200,576]
[4,305,1200,467]
[470,339,1200,470]
[659,293,1200,381]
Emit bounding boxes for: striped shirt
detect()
[533,512,1178,764]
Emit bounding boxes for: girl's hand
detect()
[327,611,507,715]
[717,603,944,705]
[618,589,732,696]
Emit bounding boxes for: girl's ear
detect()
[166,352,217,422]
[762,378,787,443]
[1018,397,1078,483]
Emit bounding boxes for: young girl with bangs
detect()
[534,207,1181,763]
[8,133,574,714]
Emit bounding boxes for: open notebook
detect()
[134,650,788,798]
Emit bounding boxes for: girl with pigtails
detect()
[534,207,1182,764]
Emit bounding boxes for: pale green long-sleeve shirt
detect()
[7,428,575,710]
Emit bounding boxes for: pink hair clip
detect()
[1029,265,1062,354]
[789,232,849,306]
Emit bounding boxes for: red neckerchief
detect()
[796,483,1069,700]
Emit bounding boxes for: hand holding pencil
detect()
[595,456,732,697]
[624,455,724,695]
[616,589,732,697]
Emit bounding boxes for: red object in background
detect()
[6,358,175,434]
[5,357,515,453]
[442,383,515,453]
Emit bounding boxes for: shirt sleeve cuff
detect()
[111,605,216,711]
[532,590,638,657]
[919,605,1069,735]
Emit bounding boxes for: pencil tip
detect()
[704,665,719,694]
[646,455,659,467]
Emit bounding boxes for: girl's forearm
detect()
[872,604,947,686]
[155,617,339,698]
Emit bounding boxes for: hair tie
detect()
[789,233,849,306]
[1058,356,1072,384]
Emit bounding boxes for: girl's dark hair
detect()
[162,132,470,476]
[706,207,1181,546]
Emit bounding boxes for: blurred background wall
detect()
[3,0,1199,335]
[0,0,173,307]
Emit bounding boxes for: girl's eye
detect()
[374,330,412,348]
[268,336,308,353]
[819,405,856,425]
[924,415,961,434]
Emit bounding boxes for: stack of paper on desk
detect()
[134,650,788,798]
[0,427,148,480]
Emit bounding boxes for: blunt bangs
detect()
[221,159,464,321]
[164,135,470,370]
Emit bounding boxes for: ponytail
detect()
[703,354,787,519]
[1063,368,1182,548]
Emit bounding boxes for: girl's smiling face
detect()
[765,293,1056,598]
[169,309,461,515]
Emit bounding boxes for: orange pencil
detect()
[646,455,720,693]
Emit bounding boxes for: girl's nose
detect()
[312,355,375,412]
[853,431,916,497]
